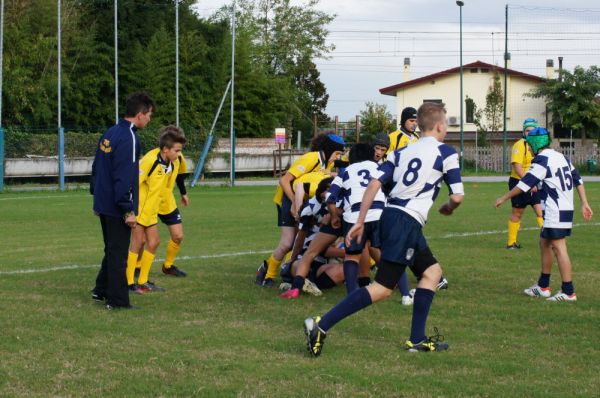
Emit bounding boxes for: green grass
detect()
[0,183,599,397]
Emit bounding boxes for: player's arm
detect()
[325,175,344,228]
[112,137,138,227]
[510,142,526,178]
[439,146,465,215]
[176,173,189,206]
[289,229,306,263]
[497,162,542,208]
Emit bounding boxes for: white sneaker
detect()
[303,279,323,296]
[436,277,449,290]
[279,282,292,292]
[401,295,414,306]
[524,284,552,298]
[409,288,416,297]
[547,291,577,302]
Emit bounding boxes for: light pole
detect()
[456,0,464,169]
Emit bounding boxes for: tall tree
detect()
[359,102,394,140]
[528,65,600,143]
[473,73,503,146]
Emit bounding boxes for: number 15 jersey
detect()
[373,136,464,226]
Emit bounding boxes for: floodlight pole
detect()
[457,0,464,170]
[0,0,4,192]
[175,0,180,127]
[58,0,65,191]
[230,0,236,187]
[502,5,509,174]
[114,0,118,123]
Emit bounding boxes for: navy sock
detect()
[358,277,371,287]
[397,272,410,296]
[343,260,359,294]
[538,273,551,288]
[409,288,435,344]
[292,275,304,290]
[561,281,574,296]
[319,287,372,332]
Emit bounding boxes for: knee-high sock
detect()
[137,250,156,285]
[319,287,372,332]
[343,260,359,294]
[537,217,543,228]
[126,251,138,286]
[409,288,435,344]
[397,272,410,296]
[265,255,282,280]
[507,220,520,246]
[164,239,181,268]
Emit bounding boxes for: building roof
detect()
[379,60,545,96]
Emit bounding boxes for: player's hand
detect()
[494,197,506,209]
[330,215,341,229]
[531,186,538,193]
[582,204,593,221]
[125,214,137,229]
[345,222,364,247]
[439,203,454,215]
[181,194,190,207]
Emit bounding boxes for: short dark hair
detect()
[315,177,334,203]
[417,102,447,132]
[125,92,155,117]
[158,125,187,149]
[348,143,374,164]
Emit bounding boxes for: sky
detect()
[193,0,600,121]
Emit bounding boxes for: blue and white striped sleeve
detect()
[326,175,344,204]
[440,145,464,195]
[518,156,546,191]
[568,159,583,187]
[373,151,395,185]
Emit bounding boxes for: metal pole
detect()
[502,5,508,174]
[175,0,180,127]
[58,0,64,191]
[230,0,236,187]
[114,0,118,123]
[0,0,5,192]
[457,1,464,169]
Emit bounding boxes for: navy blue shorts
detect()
[509,177,541,209]
[158,208,182,226]
[277,196,297,227]
[541,227,571,240]
[319,222,343,237]
[343,220,381,255]
[379,207,428,265]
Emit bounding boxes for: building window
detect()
[480,68,490,73]
[470,68,478,73]
[423,99,443,104]
[465,97,475,123]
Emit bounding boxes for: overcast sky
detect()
[193,0,600,120]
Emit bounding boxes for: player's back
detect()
[385,136,462,225]
[335,160,385,223]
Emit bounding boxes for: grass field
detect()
[1,183,599,397]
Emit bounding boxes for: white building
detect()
[379,59,553,143]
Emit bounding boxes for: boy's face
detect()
[162,143,183,162]
[373,145,387,162]
[328,150,342,163]
[404,118,417,133]
[436,118,448,141]
[134,109,153,129]
[523,126,535,137]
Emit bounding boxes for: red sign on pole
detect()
[275,128,286,144]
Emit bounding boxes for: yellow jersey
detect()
[273,151,332,205]
[510,138,534,179]
[159,153,188,215]
[295,170,330,199]
[137,148,173,226]
[387,129,419,153]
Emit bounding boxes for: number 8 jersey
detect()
[517,149,583,229]
[374,136,464,226]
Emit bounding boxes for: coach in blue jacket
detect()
[91,92,155,310]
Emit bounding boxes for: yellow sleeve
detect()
[139,149,159,185]
[288,152,321,178]
[387,131,401,153]
[179,154,188,174]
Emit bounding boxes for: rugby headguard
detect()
[522,118,539,138]
[373,132,390,148]
[322,134,345,161]
[525,127,551,154]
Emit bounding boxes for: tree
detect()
[527,65,600,143]
[473,73,504,147]
[359,102,394,140]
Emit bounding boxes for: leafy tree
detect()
[473,73,504,147]
[527,65,600,143]
[359,102,394,140]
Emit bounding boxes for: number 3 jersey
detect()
[517,149,582,229]
[327,160,386,224]
[374,136,464,226]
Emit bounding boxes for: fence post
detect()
[0,127,4,192]
[58,127,65,191]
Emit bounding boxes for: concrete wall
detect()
[394,70,546,132]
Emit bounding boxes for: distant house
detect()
[379,59,553,144]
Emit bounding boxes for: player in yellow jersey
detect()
[126,126,187,293]
[506,118,544,249]
[256,133,345,287]
[157,150,190,277]
[387,107,419,153]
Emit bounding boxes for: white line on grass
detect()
[2,222,599,275]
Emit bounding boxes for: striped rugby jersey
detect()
[327,160,386,224]
[517,149,582,229]
[373,136,464,226]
